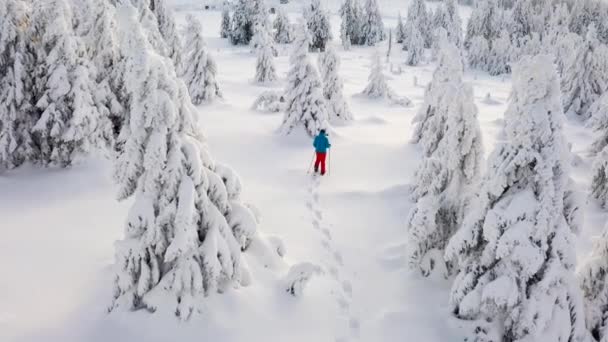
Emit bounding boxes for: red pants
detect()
[314,152,327,174]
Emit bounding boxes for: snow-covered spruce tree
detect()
[588,93,608,156]
[464,0,499,49]
[230,0,254,45]
[31,0,101,167]
[444,0,463,48]
[220,7,231,39]
[280,23,329,136]
[0,0,35,170]
[511,0,534,40]
[406,25,425,66]
[111,4,265,318]
[340,0,362,46]
[411,39,465,157]
[359,0,385,46]
[273,7,293,44]
[404,0,430,49]
[362,51,390,98]
[150,0,183,73]
[561,24,608,120]
[487,29,512,76]
[467,35,489,71]
[361,50,410,106]
[406,81,482,278]
[569,0,595,36]
[396,12,406,44]
[579,225,608,342]
[445,55,586,342]
[182,15,221,104]
[134,0,169,58]
[304,0,332,52]
[85,0,122,145]
[318,46,353,124]
[253,22,278,83]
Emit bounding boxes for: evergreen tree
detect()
[406,81,482,278]
[304,0,332,52]
[464,0,499,49]
[273,7,293,44]
[359,0,385,46]
[220,7,231,39]
[182,15,221,104]
[561,24,608,120]
[318,46,353,124]
[362,51,390,98]
[253,21,278,83]
[111,4,263,319]
[579,225,608,342]
[31,0,101,167]
[134,0,169,58]
[412,39,465,157]
[86,0,122,145]
[511,0,534,40]
[588,92,608,155]
[150,0,183,73]
[280,23,329,136]
[444,0,463,48]
[407,37,482,278]
[467,35,489,71]
[445,55,586,342]
[340,0,362,46]
[569,0,594,36]
[0,0,35,170]
[487,29,512,76]
[406,25,425,66]
[404,0,430,49]
[230,0,254,45]
[395,12,406,44]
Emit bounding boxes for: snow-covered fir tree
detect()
[111,4,264,318]
[464,0,499,49]
[150,0,183,73]
[561,24,608,120]
[304,0,332,52]
[588,92,608,156]
[134,0,169,58]
[359,0,385,46]
[406,25,425,66]
[229,0,254,45]
[280,23,329,136]
[445,54,586,342]
[273,7,293,44]
[253,21,278,83]
[406,80,482,278]
[412,38,465,157]
[362,51,390,98]
[31,0,101,167]
[0,0,35,170]
[569,0,595,36]
[340,0,362,46]
[396,12,406,44]
[407,38,482,278]
[404,0,430,49]
[182,15,221,104]
[361,50,410,106]
[579,225,608,342]
[467,35,489,71]
[85,0,122,145]
[487,29,512,76]
[443,0,463,48]
[220,7,231,39]
[511,0,535,40]
[318,46,353,124]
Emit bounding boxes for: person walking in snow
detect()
[313,129,331,175]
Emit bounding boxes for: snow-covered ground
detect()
[0,2,603,342]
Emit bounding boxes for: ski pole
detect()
[307,151,316,174]
[328,149,331,176]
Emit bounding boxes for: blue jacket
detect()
[313,133,331,153]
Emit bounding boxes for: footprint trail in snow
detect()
[307,175,360,341]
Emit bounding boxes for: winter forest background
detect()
[4,0,608,341]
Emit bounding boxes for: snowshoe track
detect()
[307,175,360,341]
